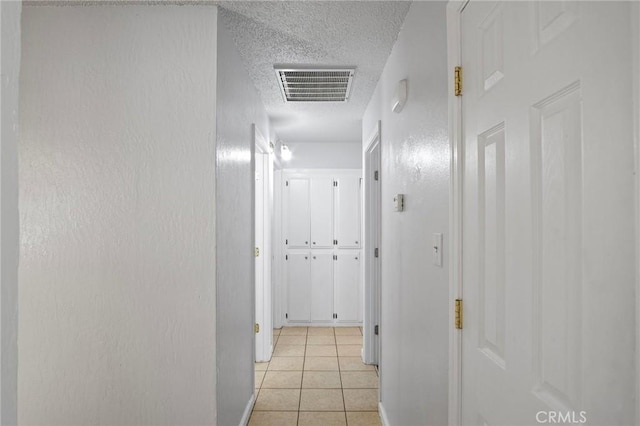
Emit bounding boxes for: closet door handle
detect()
[312,242,316,245]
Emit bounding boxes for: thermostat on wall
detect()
[393,194,404,212]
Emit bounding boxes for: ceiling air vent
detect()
[275,68,355,103]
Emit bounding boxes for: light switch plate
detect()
[393,194,404,212]
[433,233,443,267]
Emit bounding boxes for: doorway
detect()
[363,121,381,368]
[254,125,273,362]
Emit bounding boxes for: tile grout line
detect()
[296,328,308,426]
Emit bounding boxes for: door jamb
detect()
[447,1,468,425]
[363,121,381,366]
[633,2,640,423]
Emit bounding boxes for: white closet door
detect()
[335,176,361,248]
[309,178,334,248]
[287,253,310,322]
[286,178,310,248]
[310,253,334,322]
[334,251,361,322]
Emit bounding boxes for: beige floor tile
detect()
[280,327,308,336]
[255,370,266,389]
[248,411,298,426]
[302,371,342,389]
[304,356,339,371]
[261,371,303,389]
[255,362,270,371]
[277,335,307,345]
[338,357,375,371]
[268,356,304,371]
[273,344,306,357]
[337,345,362,357]
[346,411,382,426]
[336,335,363,345]
[340,371,379,389]
[307,327,335,336]
[299,389,345,411]
[273,328,282,336]
[254,389,301,411]
[334,327,362,336]
[307,335,336,345]
[343,389,378,411]
[298,411,347,426]
[306,345,338,357]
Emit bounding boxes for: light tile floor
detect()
[251,326,381,426]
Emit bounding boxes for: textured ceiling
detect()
[217,1,411,144]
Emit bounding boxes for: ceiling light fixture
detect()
[280,144,292,161]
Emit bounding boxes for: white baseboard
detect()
[379,401,391,426]
[239,392,256,426]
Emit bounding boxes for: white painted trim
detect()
[447,1,468,425]
[633,2,640,423]
[238,393,256,426]
[362,121,381,366]
[273,170,284,328]
[379,401,391,426]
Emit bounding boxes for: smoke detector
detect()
[275,67,355,103]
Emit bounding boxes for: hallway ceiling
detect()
[217,1,411,144]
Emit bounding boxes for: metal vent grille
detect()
[275,68,355,102]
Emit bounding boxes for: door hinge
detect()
[374,170,379,181]
[374,248,379,258]
[454,66,463,96]
[455,299,463,330]
[286,239,288,245]
[285,313,288,319]
[254,323,260,333]
[333,313,337,319]
[333,254,337,260]
[333,180,338,187]
[285,255,288,260]
[255,247,260,257]
[374,325,379,335]
[286,180,289,186]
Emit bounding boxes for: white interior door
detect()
[287,252,311,322]
[310,177,334,248]
[335,252,361,323]
[461,2,636,425]
[335,176,362,249]
[287,178,310,248]
[311,253,334,322]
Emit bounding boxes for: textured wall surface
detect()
[216,16,271,426]
[282,142,362,170]
[362,2,450,425]
[0,2,21,424]
[18,6,218,424]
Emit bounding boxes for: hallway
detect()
[250,327,380,426]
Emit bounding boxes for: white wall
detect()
[0,2,21,424]
[281,142,362,169]
[362,2,449,425]
[19,6,218,424]
[216,14,271,426]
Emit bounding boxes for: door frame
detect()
[254,124,273,362]
[633,2,640,422]
[363,121,382,366]
[447,1,468,425]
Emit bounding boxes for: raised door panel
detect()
[311,253,334,322]
[310,178,334,248]
[287,253,310,322]
[334,251,361,322]
[335,176,361,249]
[286,178,310,248]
